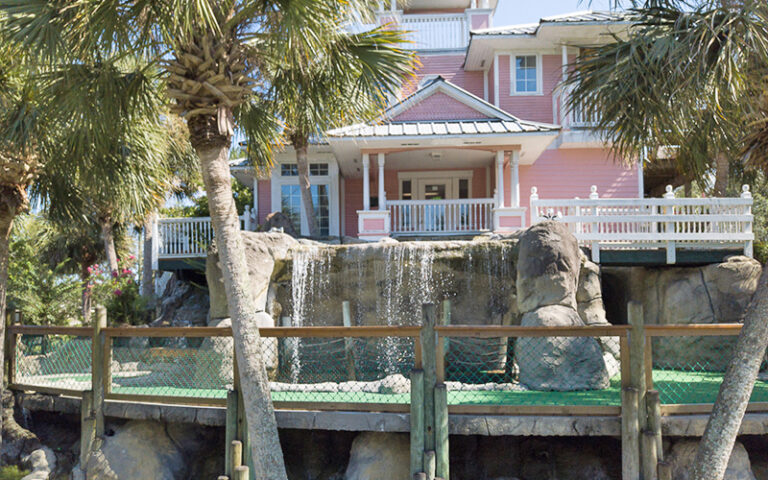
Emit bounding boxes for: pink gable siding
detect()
[393,91,492,122]
[515,149,639,223]
[402,55,485,98]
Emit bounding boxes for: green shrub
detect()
[0,465,30,480]
[754,241,768,265]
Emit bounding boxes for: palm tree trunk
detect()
[295,142,318,237]
[141,212,156,302]
[0,206,16,453]
[691,264,768,479]
[99,216,119,273]
[194,134,287,480]
[81,263,92,324]
[713,153,729,196]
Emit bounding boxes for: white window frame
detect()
[510,53,543,96]
[397,170,474,200]
[271,155,340,236]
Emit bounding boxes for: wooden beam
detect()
[435,325,630,338]
[422,304,437,453]
[622,387,640,480]
[93,306,107,437]
[410,369,425,477]
[434,384,449,480]
[447,404,621,416]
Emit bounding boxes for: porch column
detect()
[378,153,386,210]
[362,153,371,211]
[495,150,505,208]
[510,150,520,208]
[252,178,258,222]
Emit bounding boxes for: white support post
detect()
[742,185,753,257]
[663,185,676,264]
[151,217,160,297]
[362,153,371,211]
[378,153,386,211]
[589,185,600,263]
[242,205,252,231]
[510,150,520,208]
[529,187,539,224]
[561,45,568,125]
[495,151,505,208]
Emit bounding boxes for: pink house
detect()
[230,2,641,241]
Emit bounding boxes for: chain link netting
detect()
[443,335,623,406]
[651,336,768,404]
[15,334,93,391]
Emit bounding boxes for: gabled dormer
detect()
[376,0,498,51]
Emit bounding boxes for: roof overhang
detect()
[328,129,559,177]
[404,0,498,12]
[465,15,632,71]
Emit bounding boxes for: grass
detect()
[23,370,768,407]
[0,466,30,480]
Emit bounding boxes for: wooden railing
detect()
[530,185,754,263]
[156,207,257,259]
[7,302,768,480]
[400,14,468,50]
[388,198,495,235]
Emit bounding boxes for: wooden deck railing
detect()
[530,185,754,263]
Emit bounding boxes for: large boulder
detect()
[668,440,756,480]
[517,221,581,312]
[207,231,298,319]
[152,274,209,327]
[516,306,609,390]
[259,211,299,237]
[344,432,410,480]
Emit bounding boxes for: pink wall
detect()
[494,54,563,124]
[402,55,485,98]
[470,12,490,30]
[344,177,363,237]
[393,91,492,121]
[257,180,271,224]
[517,149,639,223]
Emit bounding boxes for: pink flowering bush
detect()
[89,256,149,325]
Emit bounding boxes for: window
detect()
[310,163,329,176]
[281,163,329,177]
[401,180,412,200]
[514,55,538,94]
[280,184,330,236]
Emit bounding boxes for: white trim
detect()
[510,53,543,96]
[270,156,340,236]
[483,69,489,102]
[252,178,259,221]
[493,53,500,107]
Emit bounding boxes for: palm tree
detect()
[565,1,768,195]
[274,27,414,236]
[567,2,768,478]
[1,2,414,476]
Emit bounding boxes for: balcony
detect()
[388,198,495,235]
[400,14,469,50]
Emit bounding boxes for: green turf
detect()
[25,370,768,406]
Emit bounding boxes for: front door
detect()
[415,178,455,200]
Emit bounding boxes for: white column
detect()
[495,150,505,208]
[510,150,520,208]
[362,153,371,211]
[378,153,386,210]
[638,147,646,198]
[561,45,568,82]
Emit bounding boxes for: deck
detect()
[152,186,754,270]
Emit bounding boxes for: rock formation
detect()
[344,432,411,480]
[668,439,756,480]
[515,222,609,391]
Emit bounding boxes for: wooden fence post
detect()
[648,389,664,478]
[92,306,107,438]
[410,368,425,477]
[80,390,96,463]
[622,386,641,480]
[421,304,437,454]
[233,466,249,480]
[628,301,649,479]
[225,390,239,476]
[342,301,356,381]
[434,383,449,480]
[423,449,436,480]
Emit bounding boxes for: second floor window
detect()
[514,55,538,94]
[281,163,329,177]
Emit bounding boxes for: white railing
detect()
[530,185,754,264]
[401,14,468,50]
[556,87,601,128]
[157,207,256,259]
[388,198,495,235]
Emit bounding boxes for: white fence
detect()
[401,14,468,50]
[388,198,495,235]
[156,208,256,260]
[530,185,754,264]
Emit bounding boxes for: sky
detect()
[493,0,615,26]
